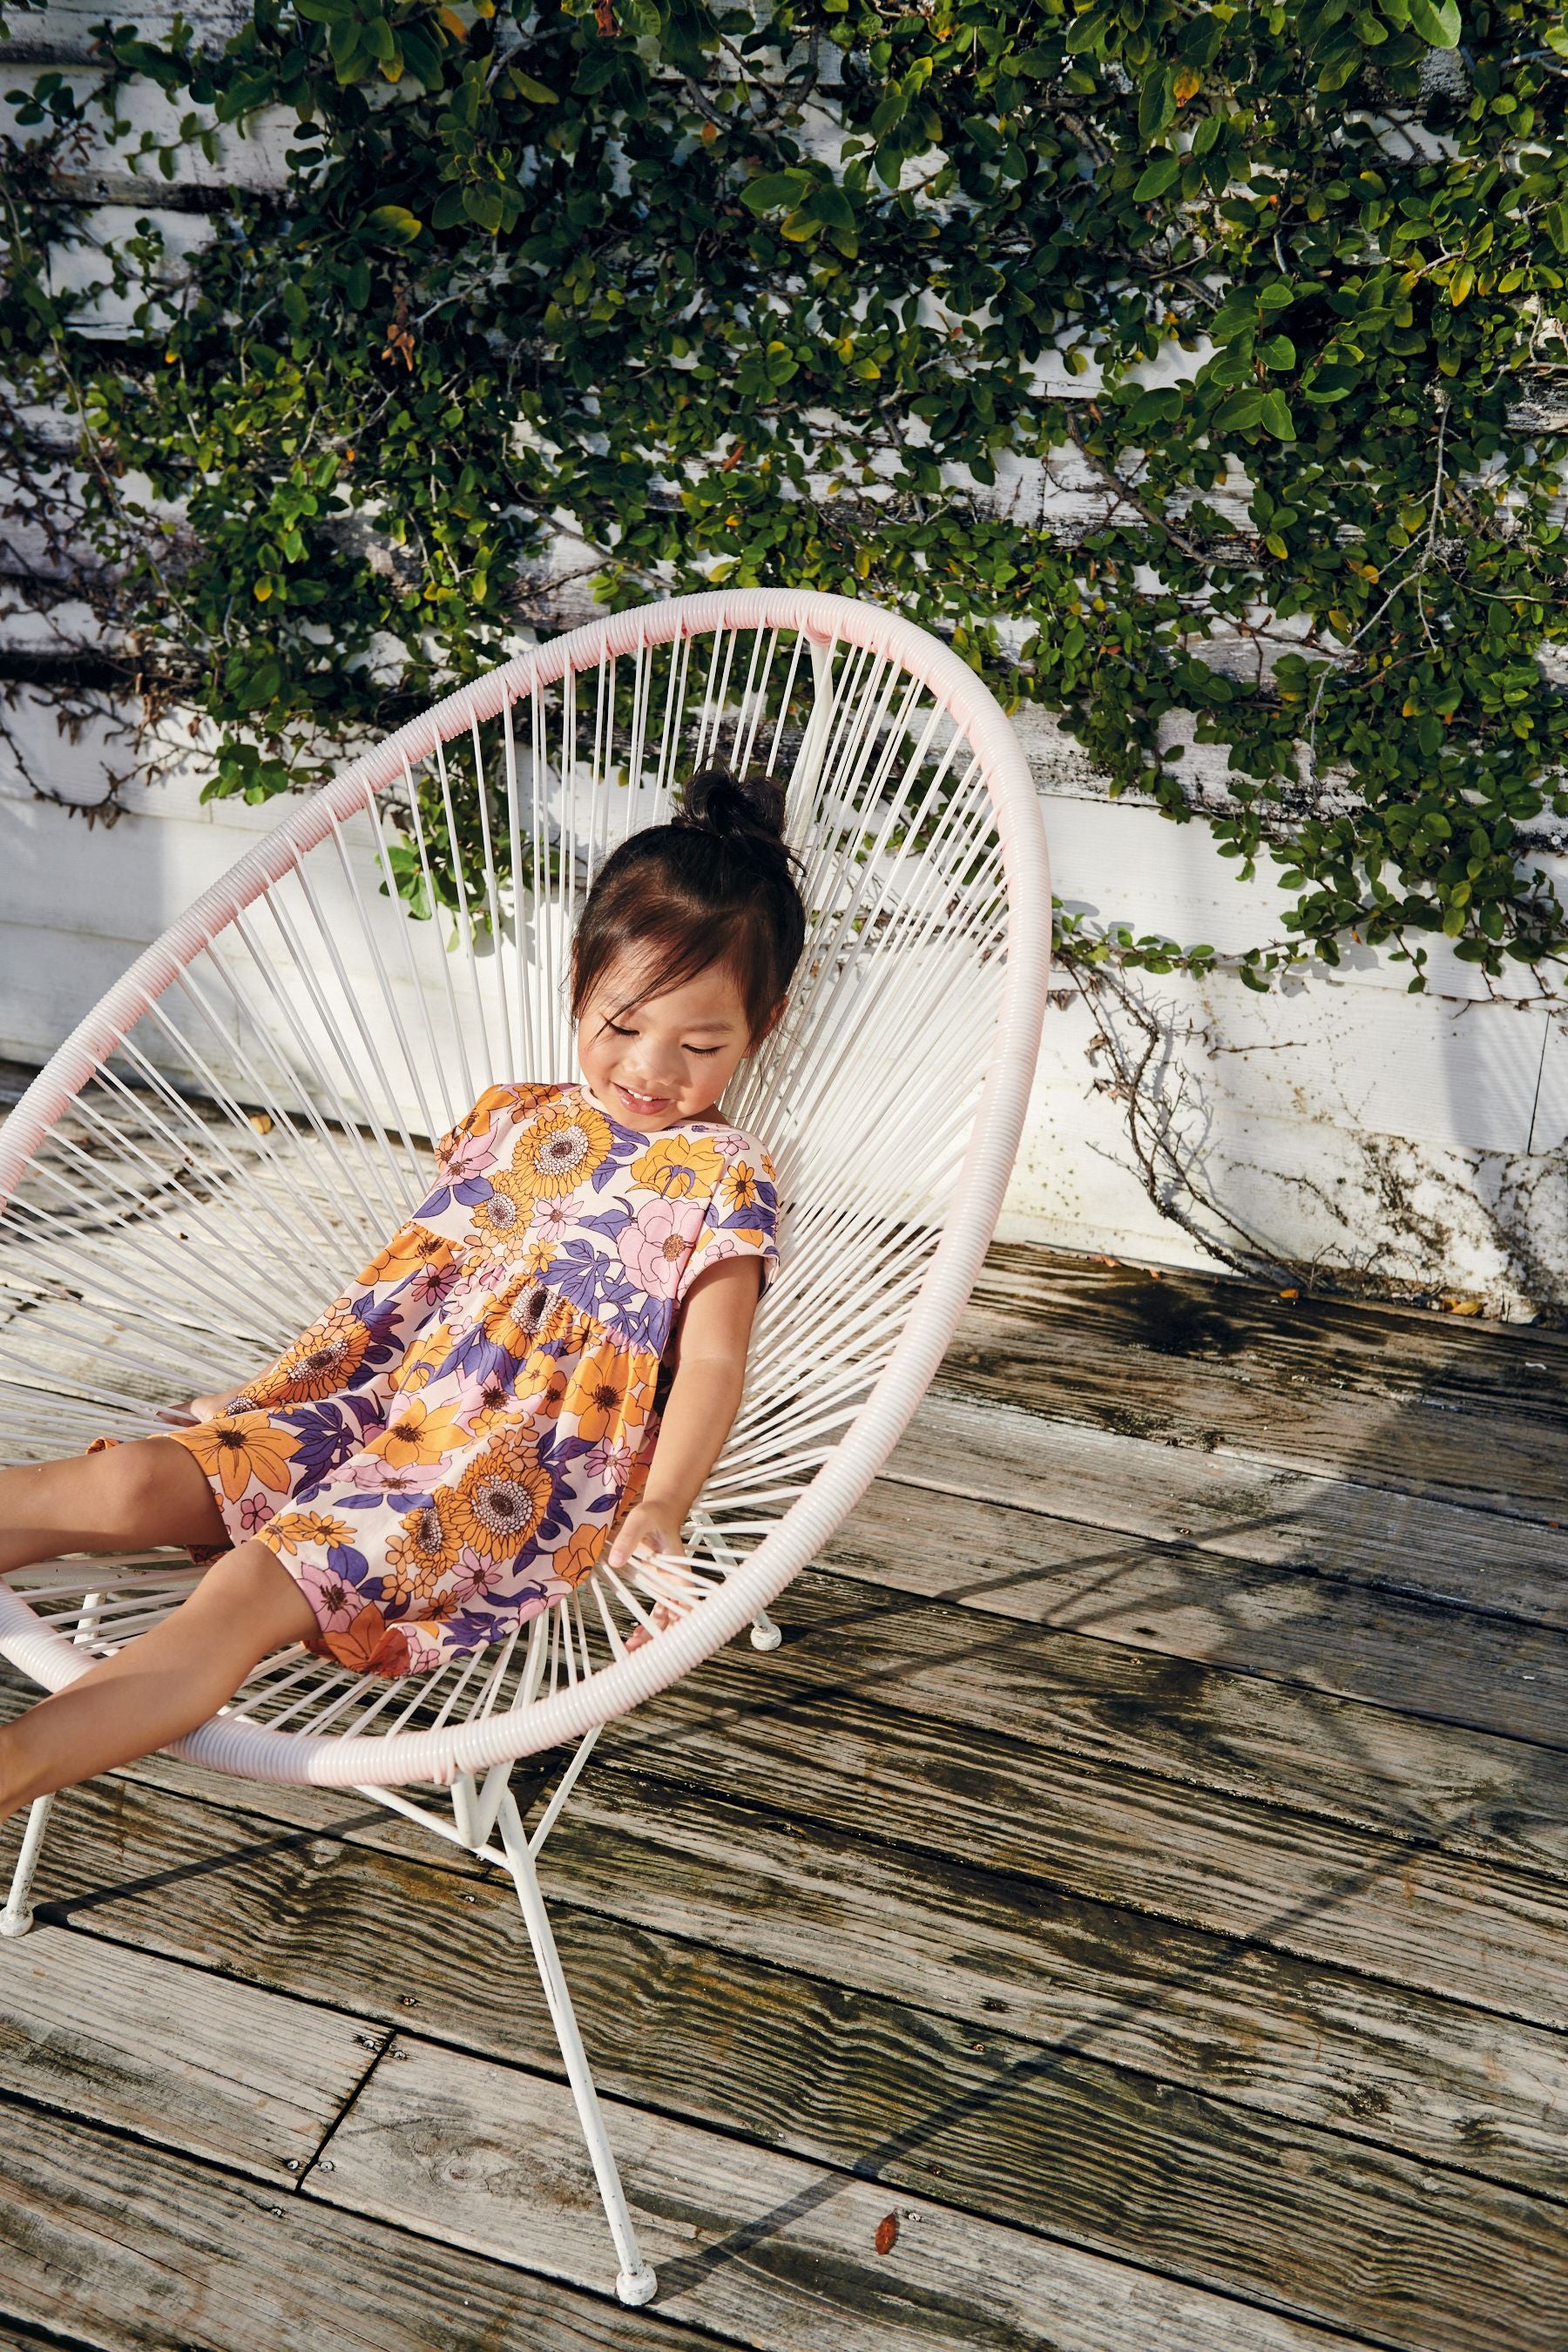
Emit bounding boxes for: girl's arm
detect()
[607,1256,763,1581]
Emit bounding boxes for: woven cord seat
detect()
[0,586,1050,2301]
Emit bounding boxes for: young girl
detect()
[0,768,802,1828]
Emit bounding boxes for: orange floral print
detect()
[564,1342,652,1444]
[509,1098,613,1200]
[168,1082,777,1678]
[630,1133,727,1200]
[366,1395,468,1469]
[172,1410,301,1504]
[250,1306,371,1405]
[449,1431,553,1560]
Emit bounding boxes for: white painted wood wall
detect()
[3,10,1565,1313]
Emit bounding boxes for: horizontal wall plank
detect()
[0,1925,375,2177]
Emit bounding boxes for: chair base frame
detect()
[0,1730,660,2308]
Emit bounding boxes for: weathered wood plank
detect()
[828,1470,1568,1754]
[12,1589,1564,2026]
[0,2321,92,2352]
[600,1673,1568,2028]
[952,1248,1568,1519]
[889,1387,1568,1628]
[17,1771,1568,2209]
[0,2099,713,2352]
[0,1924,379,2177]
[750,1567,1568,1879]
[972,1247,1568,1413]
[314,2035,1392,2352]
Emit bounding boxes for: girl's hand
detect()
[608,1504,692,1650]
[158,1388,242,1429]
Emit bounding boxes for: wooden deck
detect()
[2,1246,1565,2351]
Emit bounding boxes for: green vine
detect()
[3,0,1567,985]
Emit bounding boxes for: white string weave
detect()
[0,589,1051,1788]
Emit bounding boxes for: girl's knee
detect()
[90,1439,219,1547]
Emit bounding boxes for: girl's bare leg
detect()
[0,1439,317,1824]
[0,1540,316,1825]
[0,1437,230,1577]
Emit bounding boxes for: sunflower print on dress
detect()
[165,1080,780,1678]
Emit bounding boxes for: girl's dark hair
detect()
[571,767,806,1044]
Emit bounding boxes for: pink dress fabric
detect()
[167,1081,780,1677]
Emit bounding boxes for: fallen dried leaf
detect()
[1278,1288,1299,1301]
[248,1112,273,1135]
[875,2213,898,2256]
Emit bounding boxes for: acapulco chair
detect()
[0,586,1050,2304]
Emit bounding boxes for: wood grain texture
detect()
[750,1566,1568,1877]
[314,2034,1391,2352]
[950,1248,1568,1518]
[827,1471,1568,1757]
[14,1770,1567,2211]
[0,1925,378,2177]
[599,1672,1568,2027]
[888,1387,1568,1628]
[0,2099,709,2352]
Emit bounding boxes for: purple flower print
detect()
[534,1193,581,1243]
[447,1545,509,1606]
[583,1436,635,1490]
[297,1561,363,1632]
[408,1258,458,1311]
[348,1456,432,1497]
[416,1128,497,1217]
[240,1493,275,1534]
[619,1196,704,1299]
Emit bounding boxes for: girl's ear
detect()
[752,995,788,1048]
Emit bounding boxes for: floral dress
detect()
[166,1083,780,1678]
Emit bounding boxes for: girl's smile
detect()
[577,951,774,1133]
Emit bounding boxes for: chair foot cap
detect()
[749,1616,783,1652]
[0,1909,35,1939]
[617,2265,658,2307]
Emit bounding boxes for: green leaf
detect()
[740,172,808,213]
[1132,153,1181,202]
[368,203,423,246]
[802,181,855,232]
[508,71,559,105]
[1138,67,1175,144]
[1260,390,1296,441]
[463,183,504,233]
[1406,0,1461,47]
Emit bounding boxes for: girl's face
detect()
[577,952,767,1132]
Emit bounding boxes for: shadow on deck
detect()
[1,1244,1565,2352]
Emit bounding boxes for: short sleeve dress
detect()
[166,1082,780,1677]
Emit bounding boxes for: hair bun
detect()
[679,766,789,853]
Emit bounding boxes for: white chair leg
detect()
[495,1794,658,2308]
[1,1794,57,1938]
[749,1610,783,1651]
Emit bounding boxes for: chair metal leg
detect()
[749,1609,782,1651]
[495,1791,658,2307]
[1,1794,57,1938]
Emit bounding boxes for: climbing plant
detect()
[3,0,1567,985]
